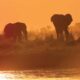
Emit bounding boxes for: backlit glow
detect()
[0,0,79,33]
[0,72,79,80]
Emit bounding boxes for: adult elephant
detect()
[51,14,73,41]
[4,22,27,41]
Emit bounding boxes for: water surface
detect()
[0,69,80,80]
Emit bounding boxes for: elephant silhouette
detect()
[51,14,73,41]
[4,22,27,41]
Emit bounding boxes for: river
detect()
[0,69,80,80]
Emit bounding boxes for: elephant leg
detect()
[55,28,60,40]
[56,32,60,40]
[22,30,27,40]
[59,31,64,41]
[56,28,64,41]
[56,31,64,41]
[17,32,22,41]
[12,34,17,42]
[64,29,70,41]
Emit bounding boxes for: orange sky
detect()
[0,0,80,33]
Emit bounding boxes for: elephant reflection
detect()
[51,14,73,41]
[4,22,27,41]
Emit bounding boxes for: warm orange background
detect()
[0,0,79,33]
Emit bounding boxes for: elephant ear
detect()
[51,14,58,22]
[51,15,54,22]
[51,14,59,27]
[65,14,73,25]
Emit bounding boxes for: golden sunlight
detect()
[0,74,9,80]
[0,0,80,33]
[0,72,78,80]
[0,73,79,80]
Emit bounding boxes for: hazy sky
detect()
[0,0,80,33]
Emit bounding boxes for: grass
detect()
[0,35,80,70]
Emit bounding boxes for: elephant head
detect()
[4,23,15,38]
[51,13,73,41]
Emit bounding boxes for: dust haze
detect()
[0,19,80,70]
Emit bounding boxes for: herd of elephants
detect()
[3,13,73,42]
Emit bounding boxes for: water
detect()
[0,69,80,80]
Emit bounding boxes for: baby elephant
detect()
[4,22,27,41]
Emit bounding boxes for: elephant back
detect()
[14,22,27,32]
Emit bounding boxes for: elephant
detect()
[51,14,73,41]
[4,22,27,41]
